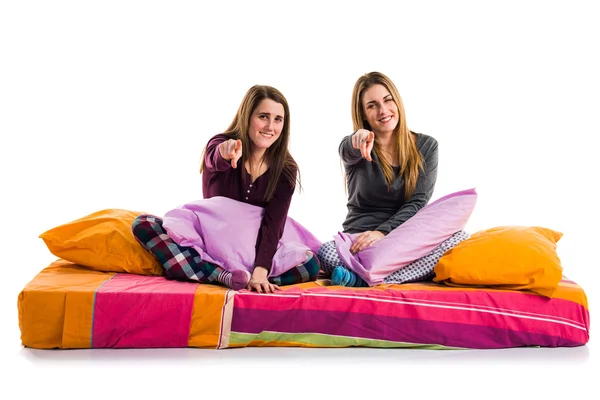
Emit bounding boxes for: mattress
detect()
[18,259,590,349]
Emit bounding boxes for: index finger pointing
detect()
[361,140,368,159]
[365,144,373,162]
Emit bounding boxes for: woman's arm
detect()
[203,134,240,172]
[339,129,375,166]
[339,133,363,167]
[376,138,439,234]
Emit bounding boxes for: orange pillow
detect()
[433,226,563,297]
[40,209,164,276]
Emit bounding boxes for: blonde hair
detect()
[351,72,422,198]
[200,85,299,201]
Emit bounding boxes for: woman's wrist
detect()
[253,266,269,276]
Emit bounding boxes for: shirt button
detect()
[249,184,253,187]
[247,190,250,193]
[245,197,248,200]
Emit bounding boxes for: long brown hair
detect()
[351,72,422,199]
[200,85,299,201]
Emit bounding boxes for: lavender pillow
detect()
[334,188,478,285]
[162,196,321,277]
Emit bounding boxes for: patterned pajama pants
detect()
[132,215,320,286]
[317,230,470,284]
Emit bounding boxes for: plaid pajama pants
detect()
[132,215,319,286]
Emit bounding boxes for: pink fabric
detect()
[334,188,478,285]
[92,274,197,348]
[162,196,322,277]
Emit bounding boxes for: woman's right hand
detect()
[247,266,280,294]
[219,139,243,168]
[352,129,374,161]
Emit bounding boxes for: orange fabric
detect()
[555,279,590,310]
[433,226,563,298]
[39,209,163,276]
[188,284,230,348]
[18,260,114,349]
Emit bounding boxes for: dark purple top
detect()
[201,134,297,271]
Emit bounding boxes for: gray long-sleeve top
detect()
[339,132,439,234]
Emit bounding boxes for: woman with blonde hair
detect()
[133,85,319,294]
[317,71,461,286]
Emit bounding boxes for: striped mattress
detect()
[18,259,590,349]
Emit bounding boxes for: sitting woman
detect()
[133,85,319,294]
[318,71,467,286]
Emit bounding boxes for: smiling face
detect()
[248,98,285,151]
[361,84,399,136]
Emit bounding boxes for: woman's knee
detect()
[131,214,163,240]
[317,240,335,260]
[317,240,341,275]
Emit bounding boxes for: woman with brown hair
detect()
[133,85,319,293]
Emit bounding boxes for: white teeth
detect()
[380,116,392,122]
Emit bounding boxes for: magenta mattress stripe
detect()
[304,293,588,331]
[233,291,589,334]
[231,308,586,348]
[92,274,197,348]
[324,288,581,319]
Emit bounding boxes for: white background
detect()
[1,1,598,399]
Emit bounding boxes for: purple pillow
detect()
[162,196,322,277]
[334,188,478,285]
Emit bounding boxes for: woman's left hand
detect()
[350,231,385,254]
[247,266,281,294]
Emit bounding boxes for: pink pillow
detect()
[334,188,478,285]
[162,197,322,277]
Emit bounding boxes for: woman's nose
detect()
[264,118,274,130]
